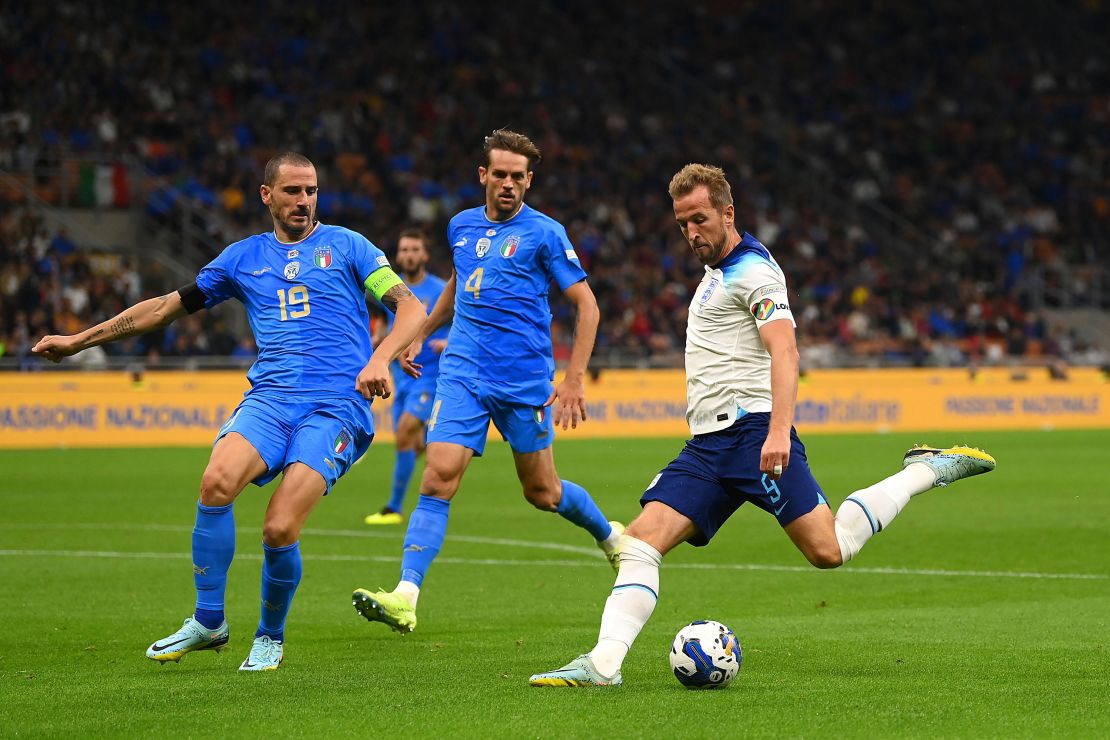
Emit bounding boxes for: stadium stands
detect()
[1,1,1106,367]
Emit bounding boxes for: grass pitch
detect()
[2,430,1108,738]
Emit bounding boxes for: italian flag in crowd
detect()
[77,162,130,207]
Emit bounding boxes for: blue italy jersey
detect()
[195,223,389,398]
[442,204,587,405]
[386,272,449,391]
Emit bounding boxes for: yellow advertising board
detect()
[0,367,1107,449]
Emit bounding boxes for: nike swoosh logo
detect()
[774,503,787,516]
[151,637,190,651]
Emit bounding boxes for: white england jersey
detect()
[685,233,795,435]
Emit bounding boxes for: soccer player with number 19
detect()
[32,153,426,671]
[530,164,997,687]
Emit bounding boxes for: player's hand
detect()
[400,338,424,378]
[32,335,81,363]
[546,375,587,430]
[356,355,393,400]
[760,431,791,480]
[427,339,447,354]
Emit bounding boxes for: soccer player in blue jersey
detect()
[32,153,426,671]
[364,227,450,525]
[352,129,623,633]
[529,164,996,687]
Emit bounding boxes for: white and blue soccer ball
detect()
[669,620,742,689]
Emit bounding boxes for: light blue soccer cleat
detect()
[529,654,622,687]
[238,635,284,671]
[146,616,229,663]
[902,444,996,487]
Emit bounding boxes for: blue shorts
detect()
[391,379,437,428]
[640,412,827,546]
[215,392,375,494]
[426,375,553,456]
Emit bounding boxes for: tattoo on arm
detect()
[381,283,415,313]
[109,316,136,339]
[88,329,105,340]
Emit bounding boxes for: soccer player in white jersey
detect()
[529,163,996,687]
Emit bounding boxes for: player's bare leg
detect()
[147,433,267,664]
[801,444,996,566]
[239,463,326,671]
[354,442,474,632]
[514,447,623,570]
[531,502,693,687]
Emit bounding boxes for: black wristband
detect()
[177,281,206,314]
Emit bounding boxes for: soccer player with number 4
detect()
[352,129,623,634]
[32,153,426,671]
[529,164,997,687]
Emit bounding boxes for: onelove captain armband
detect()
[365,266,404,303]
[177,281,207,314]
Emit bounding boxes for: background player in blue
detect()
[32,152,426,671]
[364,227,450,525]
[530,164,997,687]
[352,129,623,634]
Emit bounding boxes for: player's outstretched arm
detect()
[401,270,456,377]
[547,279,600,430]
[758,319,800,479]
[32,291,188,363]
[356,283,424,400]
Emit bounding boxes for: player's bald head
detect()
[669,164,733,212]
[264,152,315,186]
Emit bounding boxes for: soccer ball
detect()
[668,620,742,689]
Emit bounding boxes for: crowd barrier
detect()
[0,367,1106,449]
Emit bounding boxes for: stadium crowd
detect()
[1,1,1106,368]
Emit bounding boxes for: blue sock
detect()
[192,502,235,629]
[387,449,418,512]
[556,480,613,541]
[399,495,451,587]
[255,541,302,643]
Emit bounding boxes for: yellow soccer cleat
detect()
[364,509,403,526]
[599,521,625,573]
[352,588,416,634]
[902,444,996,487]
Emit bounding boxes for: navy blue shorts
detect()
[640,412,827,546]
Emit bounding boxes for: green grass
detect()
[2,430,1108,738]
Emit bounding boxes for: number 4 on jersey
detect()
[464,268,483,301]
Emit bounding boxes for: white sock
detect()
[834,464,936,563]
[599,521,622,553]
[589,536,662,677]
[395,580,420,607]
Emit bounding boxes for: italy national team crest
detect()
[476,237,492,258]
[314,246,333,269]
[333,429,352,454]
[284,261,301,280]
[533,407,545,424]
[500,236,520,258]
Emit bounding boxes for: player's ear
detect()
[525,171,534,189]
[722,203,734,226]
[260,184,272,205]
[478,166,488,185]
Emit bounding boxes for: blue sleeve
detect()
[545,223,587,291]
[348,230,390,283]
[195,247,239,308]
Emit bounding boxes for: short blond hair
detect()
[668,163,733,211]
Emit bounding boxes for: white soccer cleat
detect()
[146,616,229,664]
[238,635,284,671]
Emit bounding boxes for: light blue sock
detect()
[387,449,418,512]
[192,502,235,628]
[399,495,450,588]
[556,480,613,541]
[256,541,302,642]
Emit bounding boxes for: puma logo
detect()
[404,544,427,552]
[193,564,209,575]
